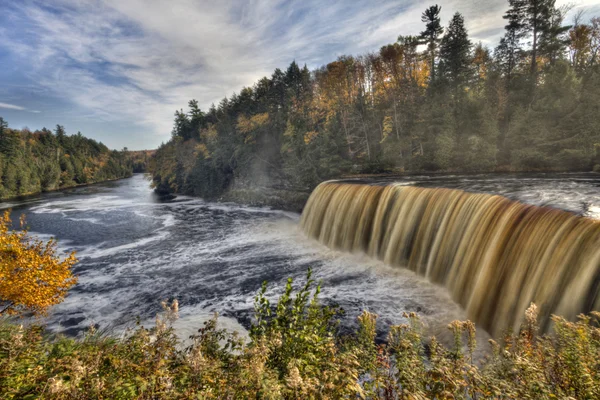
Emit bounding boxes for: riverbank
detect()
[0,173,134,204]
[219,186,310,212]
[197,170,600,213]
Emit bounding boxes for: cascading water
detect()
[300,181,600,337]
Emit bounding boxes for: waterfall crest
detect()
[300,181,600,336]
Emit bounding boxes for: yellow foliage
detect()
[237,113,270,145]
[303,131,318,144]
[237,113,269,134]
[200,124,218,144]
[0,211,77,316]
[381,115,394,143]
[415,60,430,87]
[194,143,210,159]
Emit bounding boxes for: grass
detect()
[1,269,599,399]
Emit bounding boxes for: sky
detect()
[1,0,599,150]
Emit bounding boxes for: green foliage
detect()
[439,12,473,89]
[421,4,444,82]
[129,150,154,173]
[149,4,600,201]
[1,275,599,399]
[0,121,133,200]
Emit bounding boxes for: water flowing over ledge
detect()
[300,181,600,337]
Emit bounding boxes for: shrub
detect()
[0,212,77,316]
[1,271,599,399]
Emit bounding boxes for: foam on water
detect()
[7,173,600,345]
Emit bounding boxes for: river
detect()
[3,173,600,342]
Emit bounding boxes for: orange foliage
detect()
[0,212,77,316]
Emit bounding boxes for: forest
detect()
[150,1,600,201]
[0,118,133,200]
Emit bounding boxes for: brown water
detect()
[301,181,600,337]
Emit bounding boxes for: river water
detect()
[3,173,600,342]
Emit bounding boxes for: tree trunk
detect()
[531,27,538,75]
[361,119,371,161]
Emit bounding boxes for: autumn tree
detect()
[569,20,593,72]
[472,43,492,90]
[0,212,77,316]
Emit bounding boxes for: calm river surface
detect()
[3,173,600,340]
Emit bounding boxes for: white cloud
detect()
[0,102,40,113]
[0,102,26,111]
[2,0,600,148]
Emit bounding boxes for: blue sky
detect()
[1,0,599,150]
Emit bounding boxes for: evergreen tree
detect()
[420,5,444,82]
[497,0,527,81]
[524,0,555,75]
[55,125,66,144]
[439,12,473,90]
[539,5,571,67]
[172,109,192,140]
[0,117,6,135]
[188,99,205,138]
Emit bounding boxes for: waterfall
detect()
[300,181,600,336]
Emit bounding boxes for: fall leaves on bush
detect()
[1,271,599,399]
[0,211,77,316]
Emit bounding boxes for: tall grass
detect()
[1,269,599,399]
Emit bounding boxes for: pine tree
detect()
[188,99,205,138]
[420,5,444,82]
[539,5,571,67]
[497,0,527,81]
[0,121,20,159]
[172,109,191,140]
[439,12,473,90]
[524,0,555,75]
[55,125,66,144]
[0,117,7,135]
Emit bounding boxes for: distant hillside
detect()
[128,150,156,173]
[0,118,133,200]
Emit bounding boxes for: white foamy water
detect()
[4,173,600,345]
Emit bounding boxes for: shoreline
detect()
[0,174,135,204]
[169,170,600,213]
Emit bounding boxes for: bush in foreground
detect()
[1,270,599,399]
[0,212,77,316]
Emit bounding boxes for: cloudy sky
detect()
[1,0,599,150]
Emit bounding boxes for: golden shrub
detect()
[0,211,77,316]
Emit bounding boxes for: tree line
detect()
[150,0,600,199]
[0,118,133,200]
